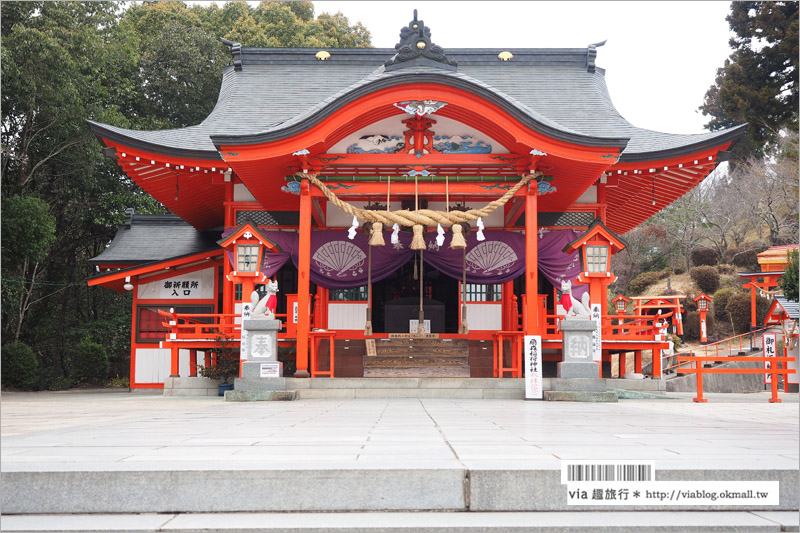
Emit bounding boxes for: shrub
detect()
[1,342,39,390]
[673,266,686,275]
[691,247,718,267]
[197,335,239,384]
[683,312,713,341]
[726,292,771,334]
[716,263,736,275]
[628,271,662,295]
[779,249,798,301]
[690,266,720,294]
[47,377,75,391]
[729,243,769,271]
[660,288,680,296]
[70,337,110,385]
[712,288,735,319]
[278,346,297,377]
[723,248,739,264]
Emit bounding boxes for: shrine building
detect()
[87,12,745,388]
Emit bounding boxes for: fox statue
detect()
[251,279,279,319]
[560,279,591,319]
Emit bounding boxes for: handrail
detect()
[676,353,796,403]
[702,326,772,358]
[541,312,672,341]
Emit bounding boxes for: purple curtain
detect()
[423,230,526,284]
[293,229,414,289]
[537,229,587,299]
[222,228,588,295]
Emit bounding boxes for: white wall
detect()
[465,303,502,331]
[327,303,368,330]
[135,347,192,384]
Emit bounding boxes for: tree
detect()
[0,1,372,388]
[780,249,799,302]
[699,1,799,158]
[1,195,56,342]
[653,189,710,273]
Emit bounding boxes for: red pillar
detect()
[634,350,642,374]
[295,180,312,378]
[524,184,538,335]
[223,182,235,316]
[189,350,197,377]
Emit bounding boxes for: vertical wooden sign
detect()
[524,335,543,400]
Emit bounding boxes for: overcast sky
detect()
[312,1,735,135]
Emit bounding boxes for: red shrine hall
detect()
[87,13,745,388]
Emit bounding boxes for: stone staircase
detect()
[364,337,470,378]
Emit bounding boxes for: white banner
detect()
[240,302,252,362]
[591,303,602,363]
[137,268,215,300]
[524,335,543,400]
[763,332,777,384]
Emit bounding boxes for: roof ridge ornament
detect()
[586,39,606,73]
[384,10,457,72]
[221,38,243,71]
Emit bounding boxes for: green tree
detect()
[700,1,799,157]
[1,195,56,342]
[780,249,799,301]
[1,1,372,388]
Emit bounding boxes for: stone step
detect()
[374,346,469,356]
[3,511,797,532]
[363,367,471,378]
[374,339,469,357]
[364,356,470,368]
[3,467,795,515]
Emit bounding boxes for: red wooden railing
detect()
[676,353,796,403]
[700,327,771,358]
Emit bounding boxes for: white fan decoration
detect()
[465,241,518,275]
[313,241,366,278]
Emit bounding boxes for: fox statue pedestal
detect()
[546,318,617,402]
[226,292,295,401]
[557,319,598,378]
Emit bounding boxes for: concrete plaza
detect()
[1,389,798,531]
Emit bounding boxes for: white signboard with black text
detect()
[763,332,777,384]
[591,304,602,363]
[137,267,215,300]
[240,302,252,362]
[524,335,543,400]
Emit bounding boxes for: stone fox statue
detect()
[252,279,279,319]
[560,279,591,319]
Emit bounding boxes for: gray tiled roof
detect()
[774,296,799,320]
[90,215,219,265]
[87,47,744,162]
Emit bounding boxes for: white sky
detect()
[312,1,735,135]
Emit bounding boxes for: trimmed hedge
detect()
[628,269,671,295]
[690,266,720,294]
[712,288,735,319]
[70,337,110,385]
[683,311,715,341]
[691,247,718,267]
[1,342,39,390]
[726,292,771,334]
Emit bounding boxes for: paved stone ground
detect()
[1,389,798,531]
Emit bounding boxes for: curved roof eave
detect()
[85,120,223,161]
[210,69,632,150]
[618,124,747,163]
